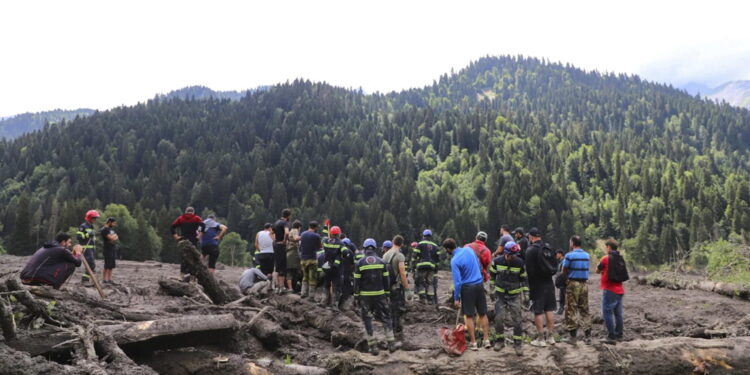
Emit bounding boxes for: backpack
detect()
[383,251,402,288]
[607,252,630,283]
[536,243,558,277]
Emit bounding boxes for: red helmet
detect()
[411,242,418,248]
[329,226,342,236]
[85,210,100,221]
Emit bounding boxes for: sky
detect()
[1,0,749,117]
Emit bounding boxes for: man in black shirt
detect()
[100,218,119,285]
[272,208,292,294]
[21,233,83,289]
[299,221,322,298]
[524,227,557,347]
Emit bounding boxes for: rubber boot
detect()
[494,336,505,351]
[340,296,353,311]
[368,338,379,355]
[319,288,331,307]
[568,329,578,345]
[301,283,309,298]
[513,342,523,356]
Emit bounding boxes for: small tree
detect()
[218,232,249,267]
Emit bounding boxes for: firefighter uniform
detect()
[413,239,439,304]
[77,222,96,281]
[354,249,396,353]
[320,237,344,307]
[489,254,527,350]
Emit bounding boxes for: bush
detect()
[690,239,750,283]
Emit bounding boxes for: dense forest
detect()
[1,55,749,267]
[0,108,95,139]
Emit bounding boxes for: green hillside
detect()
[0,108,95,139]
[1,56,749,266]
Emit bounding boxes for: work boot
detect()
[339,297,354,311]
[556,306,564,315]
[584,330,592,345]
[419,295,426,303]
[300,284,309,298]
[513,344,523,356]
[567,330,578,345]
[493,339,505,351]
[388,340,401,353]
[319,289,331,307]
[368,340,379,355]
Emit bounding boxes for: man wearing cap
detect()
[413,229,439,304]
[525,228,557,347]
[100,217,119,285]
[465,231,492,284]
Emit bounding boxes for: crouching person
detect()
[489,241,526,356]
[354,245,399,354]
[21,233,83,289]
[239,267,269,295]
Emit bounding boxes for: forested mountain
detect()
[1,55,749,266]
[0,108,95,139]
[707,81,750,108]
[158,85,265,102]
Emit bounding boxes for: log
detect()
[28,286,155,322]
[93,328,158,375]
[158,278,200,297]
[179,240,228,305]
[8,314,238,356]
[5,279,59,325]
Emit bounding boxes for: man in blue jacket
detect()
[444,238,491,351]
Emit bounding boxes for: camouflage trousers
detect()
[564,280,591,332]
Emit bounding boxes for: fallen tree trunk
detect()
[28,286,156,322]
[8,314,238,356]
[179,240,228,305]
[93,328,158,375]
[0,297,15,340]
[5,278,59,325]
[637,274,750,301]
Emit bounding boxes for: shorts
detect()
[273,243,287,274]
[256,252,275,276]
[460,282,488,317]
[103,247,117,269]
[201,244,220,269]
[531,281,556,315]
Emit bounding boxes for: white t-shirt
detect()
[257,230,274,253]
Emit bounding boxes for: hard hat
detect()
[330,226,342,236]
[85,210,100,221]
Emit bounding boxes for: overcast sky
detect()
[1,0,748,117]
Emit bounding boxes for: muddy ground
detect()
[0,254,749,375]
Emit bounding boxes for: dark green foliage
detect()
[8,191,34,255]
[0,56,749,264]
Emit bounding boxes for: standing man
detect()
[465,231,492,285]
[444,238,491,351]
[320,226,344,308]
[171,207,206,280]
[489,241,526,356]
[561,235,592,344]
[525,227,557,347]
[201,215,228,273]
[338,237,356,310]
[413,229,439,304]
[494,225,514,256]
[354,241,399,354]
[597,239,626,343]
[100,218,119,285]
[77,210,100,285]
[21,233,83,289]
[286,220,303,293]
[380,240,392,258]
[513,228,529,260]
[254,223,275,277]
[383,235,411,340]
[554,249,567,315]
[272,209,292,294]
[299,221,322,299]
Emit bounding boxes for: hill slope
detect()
[0,108,95,139]
[0,56,749,266]
[708,80,750,108]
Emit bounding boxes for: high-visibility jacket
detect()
[353,250,390,297]
[489,255,528,295]
[77,222,96,250]
[322,238,344,268]
[413,239,439,270]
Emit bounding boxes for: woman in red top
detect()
[597,239,624,342]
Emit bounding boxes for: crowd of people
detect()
[17,206,628,356]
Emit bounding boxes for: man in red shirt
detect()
[596,239,625,343]
[465,231,492,282]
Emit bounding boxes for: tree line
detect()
[0,55,748,266]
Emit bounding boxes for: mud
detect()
[0,254,749,374]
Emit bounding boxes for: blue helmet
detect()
[422,229,432,237]
[342,238,352,246]
[363,238,377,249]
[383,240,393,249]
[504,241,521,254]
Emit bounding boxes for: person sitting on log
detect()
[239,267,269,295]
[20,233,83,289]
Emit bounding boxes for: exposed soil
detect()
[0,253,748,375]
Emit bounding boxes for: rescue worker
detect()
[77,210,100,285]
[380,240,391,258]
[338,237,356,310]
[489,241,526,356]
[320,226,344,308]
[354,242,399,354]
[413,229,439,304]
[20,233,83,289]
[314,248,326,303]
